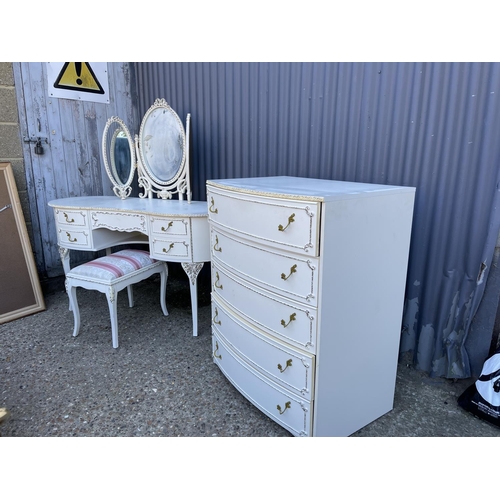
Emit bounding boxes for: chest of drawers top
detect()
[206,176,414,202]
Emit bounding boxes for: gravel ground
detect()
[1,270,499,438]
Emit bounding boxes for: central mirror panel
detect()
[140,105,185,183]
[136,98,191,201]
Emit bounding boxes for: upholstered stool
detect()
[66,249,168,348]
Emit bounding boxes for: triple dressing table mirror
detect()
[48,99,210,337]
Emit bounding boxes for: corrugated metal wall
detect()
[133,62,500,378]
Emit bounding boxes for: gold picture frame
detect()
[0,162,45,323]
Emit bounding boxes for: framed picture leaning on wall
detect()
[0,162,45,323]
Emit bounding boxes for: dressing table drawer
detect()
[150,238,191,260]
[90,210,147,234]
[149,216,190,237]
[57,227,92,249]
[54,208,89,228]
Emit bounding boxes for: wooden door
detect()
[13,62,138,279]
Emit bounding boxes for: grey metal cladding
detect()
[133,62,500,378]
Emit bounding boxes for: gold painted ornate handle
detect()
[162,243,175,253]
[66,231,77,243]
[213,235,222,253]
[161,222,174,232]
[281,264,297,281]
[214,272,223,290]
[63,212,74,223]
[213,307,221,325]
[281,313,296,328]
[277,401,291,415]
[278,213,295,232]
[209,197,218,214]
[213,341,222,359]
[277,359,293,373]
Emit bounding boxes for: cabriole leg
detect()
[159,265,169,317]
[106,286,119,348]
[181,262,204,336]
[67,282,81,338]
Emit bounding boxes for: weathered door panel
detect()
[14,62,138,278]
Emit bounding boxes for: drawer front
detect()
[90,210,147,234]
[212,333,312,437]
[149,216,190,237]
[57,227,92,249]
[211,227,319,307]
[212,262,317,353]
[54,208,89,227]
[207,186,320,256]
[150,238,191,260]
[212,297,315,400]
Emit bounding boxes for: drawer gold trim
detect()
[213,235,222,253]
[280,313,296,328]
[278,213,295,232]
[213,307,221,325]
[214,271,223,290]
[162,243,175,253]
[63,212,75,223]
[213,340,222,359]
[66,231,77,243]
[280,264,297,281]
[277,401,291,415]
[209,197,218,213]
[277,359,293,373]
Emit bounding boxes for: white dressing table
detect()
[49,99,210,337]
[48,196,210,335]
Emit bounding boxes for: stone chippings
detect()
[1,274,499,437]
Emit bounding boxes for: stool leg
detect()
[106,286,119,348]
[159,266,168,316]
[67,282,81,338]
[127,285,134,308]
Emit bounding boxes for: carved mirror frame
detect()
[135,98,192,202]
[102,116,136,199]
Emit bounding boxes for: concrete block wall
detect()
[0,62,34,247]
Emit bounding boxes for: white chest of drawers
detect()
[206,176,415,436]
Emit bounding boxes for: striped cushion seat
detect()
[68,249,158,283]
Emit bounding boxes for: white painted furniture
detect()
[48,196,210,336]
[50,99,210,338]
[66,249,168,348]
[206,176,415,436]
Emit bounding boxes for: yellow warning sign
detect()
[54,62,104,94]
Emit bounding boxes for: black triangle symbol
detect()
[53,62,105,94]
